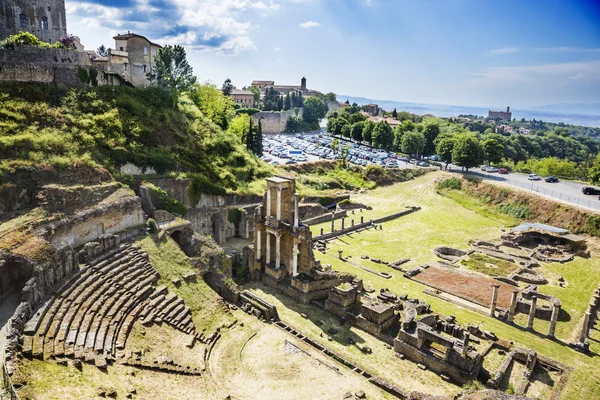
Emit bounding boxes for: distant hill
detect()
[337,95,600,128]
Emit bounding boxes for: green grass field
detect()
[303,171,600,400]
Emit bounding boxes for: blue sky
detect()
[66,0,600,108]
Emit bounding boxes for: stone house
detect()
[0,0,67,44]
[97,32,162,88]
[230,88,254,107]
[252,77,322,98]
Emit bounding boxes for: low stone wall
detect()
[302,210,347,226]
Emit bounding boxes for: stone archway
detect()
[170,230,183,247]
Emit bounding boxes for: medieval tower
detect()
[0,0,67,44]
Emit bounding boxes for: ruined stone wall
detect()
[251,108,304,134]
[44,196,146,249]
[0,46,92,85]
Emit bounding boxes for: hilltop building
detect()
[230,88,255,106]
[251,77,322,98]
[92,32,162,88]
[488,106,512,121]
[0,0,67,44]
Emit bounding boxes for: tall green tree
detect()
[351,121,365,142]
[401,131,426,156]
[325,92,337,102]
[452,133,484,172]
[303,96,328,125]
[482,138,504,164]
[372,121,393,149]
[362,121,375,145]
[253,119,263,156]
[247,86,260,107]
[190,82,235,130]
[392,108,398,118]
[246,118,254,152]
[222,78,233,96]
[263,88,280,111]
[277,95,284,111]
[284,93,291,111]
[422,122,440,155]
[436,137,456,170]
[147,45,196,107]
[588,154,600,184]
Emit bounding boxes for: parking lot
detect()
[261,131,430,169]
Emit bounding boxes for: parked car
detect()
[487,167,499,173]
[527,174,541,181]
[582,186,600,195]
[545,176,559,183]
[480,165,490,171]
[285,160,297,165]
[417,161,430,167]
[269,160,280,165]
[498,168,509,174]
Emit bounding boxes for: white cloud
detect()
[299,21,320,28]
[488,47,519,55]
[273,47,281,51]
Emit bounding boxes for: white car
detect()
[528,174,541,181]
[487,167,499,173]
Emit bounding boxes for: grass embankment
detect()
[285,172,600,399]
[136,235,234,333]
[282,161,430,197]
[0,84,272,196]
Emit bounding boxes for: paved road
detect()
[449,168,600,211]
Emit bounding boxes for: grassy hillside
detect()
[0,84,272,194]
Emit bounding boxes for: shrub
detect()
[147,218,158,233]
[143,182,187,217]
[436,177,462,191]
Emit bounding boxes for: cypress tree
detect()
[290,92,297,108]
[246,118,254,152]
[277,95,284,111]
[298,92,304,107]
[284,93,291,111]
[254,119,263,155]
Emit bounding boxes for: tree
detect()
[246,118,254,152]
[372,121,394,149]
[303,96,328,125]
[588,154,600,184]
[222,78,233,96]
[401,131,426,156]
[262,88,280,111]
[351,121,365,142]
[452,134,484,172]
[422,122,440,155]
[148,45,196,106]
[392,108,398,118]
[284,93,291,111]
[228,114,251,142]
[298,92,304,107]
[190,82,235,130]
[436,137,456,170]
[362,121,375,145]
[325,92,337,102]
[277,95,284,111]
[96,44,107,57]
[483,138,504,164]
[247,86,260,106]
[253,119,263,156]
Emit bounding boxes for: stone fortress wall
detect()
[252,108,304,135]
[0,46,92,85]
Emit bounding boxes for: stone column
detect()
[338,250,343,260]
[548,304,560,338]
[490,284,500,317]
[508,290,519,323]
[527,296,537,330]
[292,239,298,277]
[275,233,281,269]
[361,216,364,224]
[579,311,591,343]
[462,332,470,357]
[320,228,324,236]
[341,217,345,230]
[266,188,271,218]
[351,219,355,227]
[276,188,282,220]
[256,229,262,261]
[294,195,299,227]
[265,232,271,265]
[331,212,335,233]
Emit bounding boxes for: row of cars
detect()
[480,165,509,174]
[264,133,432,169]
[527,174,559,182]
